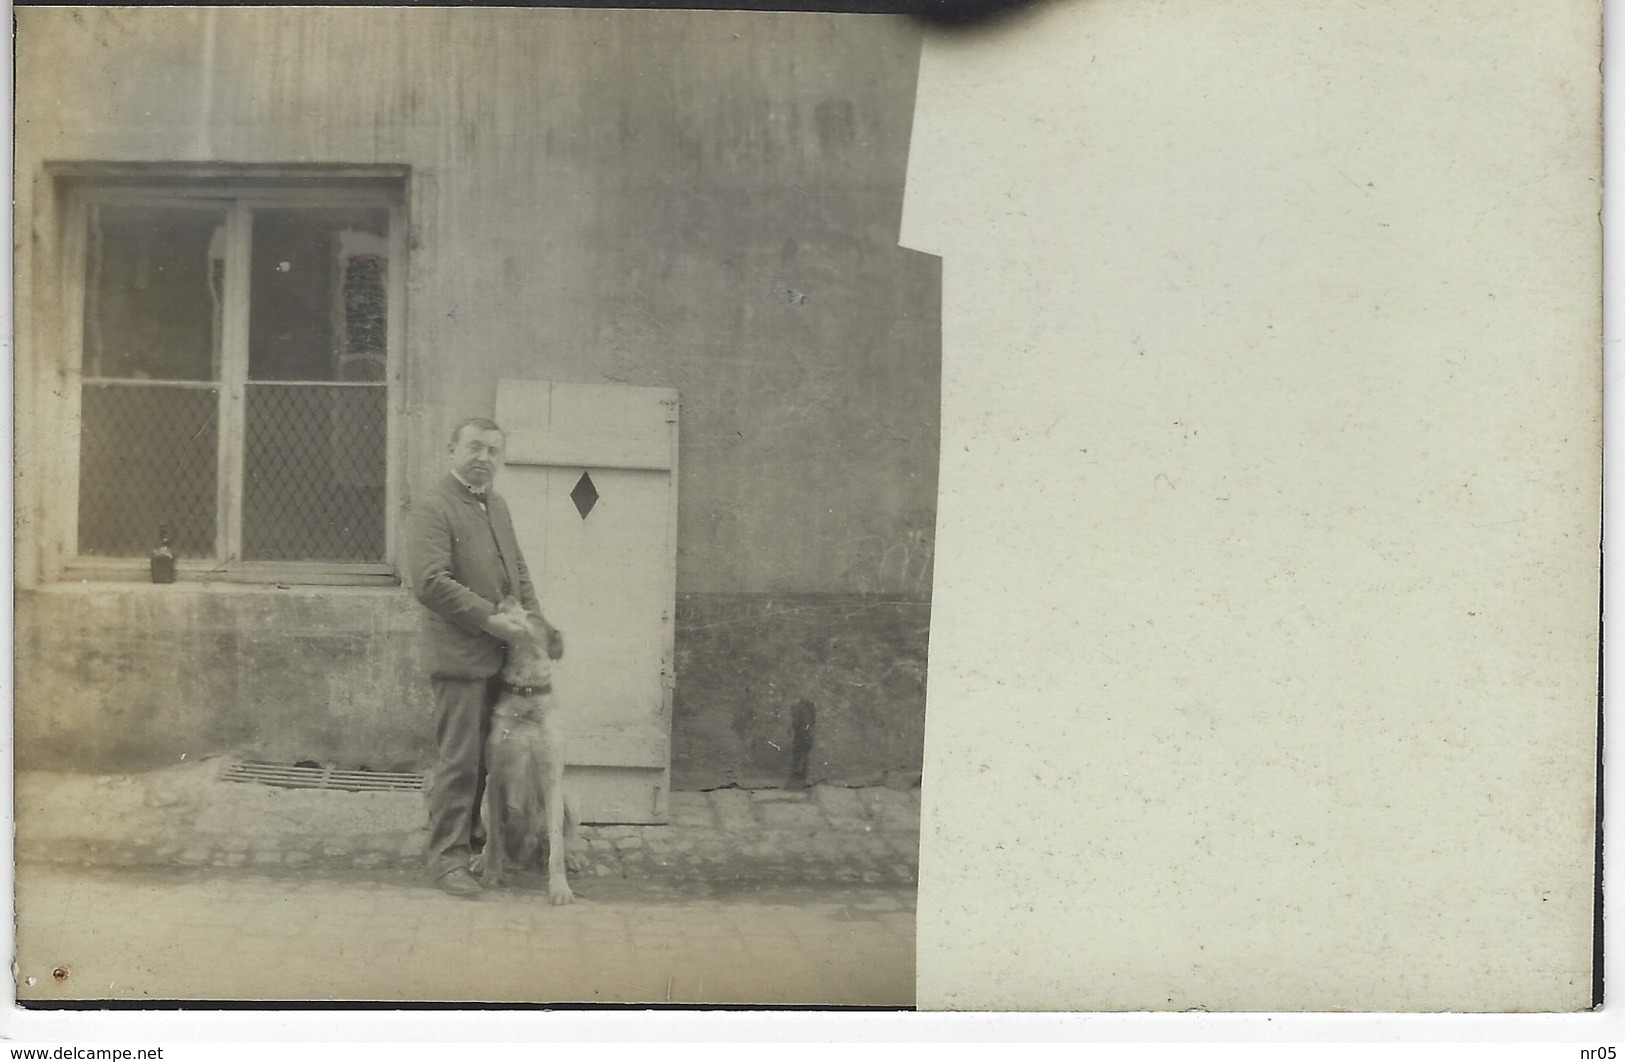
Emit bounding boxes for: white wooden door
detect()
[495,379,678,824]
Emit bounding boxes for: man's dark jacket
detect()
[410,472,540,679]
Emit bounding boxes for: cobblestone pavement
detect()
[14,765,921,887]
[13,765,918,1006]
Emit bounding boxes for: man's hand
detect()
[482,611,530,643]
[546,627,565,661]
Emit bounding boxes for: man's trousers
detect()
[426,675,499,876]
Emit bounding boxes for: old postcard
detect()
[10,0,1603,1021]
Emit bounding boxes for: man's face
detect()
[449,426,505,488]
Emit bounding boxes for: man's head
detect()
[448,417,506,489]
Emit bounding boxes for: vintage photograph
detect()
[15,0,1603,1031]
[13,5,938,1005]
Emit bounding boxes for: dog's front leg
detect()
[542,781,573,905]
[480,765,508,888]
[538,721,573,905]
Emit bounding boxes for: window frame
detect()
[52,167,409,586]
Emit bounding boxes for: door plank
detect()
[505,428,672,471]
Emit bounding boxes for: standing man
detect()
[411,416,548,897]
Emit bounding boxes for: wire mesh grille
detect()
[242,383,387,562]
[78,383,218,557]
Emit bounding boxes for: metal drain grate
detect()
[223,762,425,793]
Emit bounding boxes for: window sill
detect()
[54,559,402,590]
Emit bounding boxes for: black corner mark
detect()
[905,0,1055,29]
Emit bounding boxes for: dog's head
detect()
[496,597,564,662]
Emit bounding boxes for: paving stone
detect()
[857,787,914,810]
[615,836,644,850]
[873,806,921,833]
[669,791,710,815]
[669,806,717,829]
[756,802,826,831]
[811,785,867,820]
[883,835,921,860]
[707,789,757,832]
[365,833,406,854]
[284,852,311,866]
[252,851,282,866]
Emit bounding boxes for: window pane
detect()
[248,208,390,383]
[83,204,227,381]
[78,383,219,557]
[242,384,387,562]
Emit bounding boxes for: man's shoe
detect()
[435,866,482,898]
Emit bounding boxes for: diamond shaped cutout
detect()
[571,471,599,519]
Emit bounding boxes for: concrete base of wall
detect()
[17,585,930,787]
[16,583,428,773]
[671,592,929,790]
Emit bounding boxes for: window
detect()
[65,175,403,579]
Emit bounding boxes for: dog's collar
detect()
[498,680,551,698]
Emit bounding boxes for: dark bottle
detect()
[150,523,176,584]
